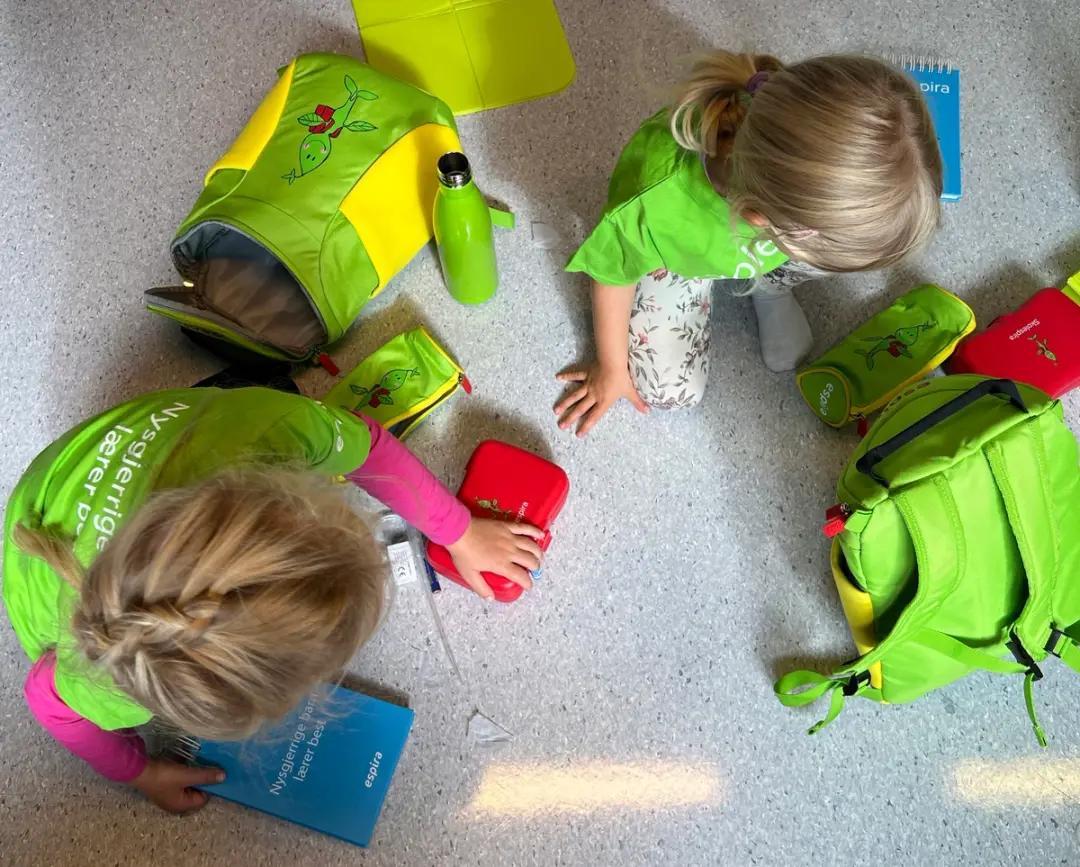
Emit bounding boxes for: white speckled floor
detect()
[2,1,1080,865]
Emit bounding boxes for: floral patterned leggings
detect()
[628,269,723,409]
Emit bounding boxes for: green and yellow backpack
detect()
[777,375,1080,744]
[146,53,460,368]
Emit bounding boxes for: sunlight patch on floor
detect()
[463,760,724,816]
[952,758,1080,806]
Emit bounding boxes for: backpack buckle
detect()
[1007,632,1044,681]
[1045,628,1066,658]
[841,670,871,696]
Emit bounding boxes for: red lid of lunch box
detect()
[947,288,1080,398]
[426,440,569,602]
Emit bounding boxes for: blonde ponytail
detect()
[12,524,85,590]
[16,469,388,740]
[670,52,943,272]
[670,51,784,158]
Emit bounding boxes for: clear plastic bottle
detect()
[433,152,498,304]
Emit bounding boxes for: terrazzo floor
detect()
[1,0,1079,864]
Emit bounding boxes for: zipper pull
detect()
[315,353,340,376]
[459,372,473,394]
[855,415,869,437]
[823,503,851,538]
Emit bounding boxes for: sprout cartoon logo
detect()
[282,75,379,184]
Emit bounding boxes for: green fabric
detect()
[773,670,878,734]
[1049,635,1080,676]
[1065,270,1080,306]
[324,327,464,439]
[797,284,974,427]
[776,374,1080,739]
[2,388,371,730]
[488,206,516,229]
[171,53,457,354]
[1024,671,1048,748]
[565,111,788,286]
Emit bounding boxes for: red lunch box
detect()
[947,287,1080,398]
[426,440,570,603]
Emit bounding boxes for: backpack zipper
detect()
[387,372,471,438]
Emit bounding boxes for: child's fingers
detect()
[558,396,596,430]
[553,385,589,415]
[501,563,534,590]
[183,766,226,787]
[510,548,542,572]
[556,370,588,383]
[627,388,650,414]
[508,522,544,540]
[575,401,609,437]
[511,535,544,560]
[460,566,495,600]
[180,789,210,813]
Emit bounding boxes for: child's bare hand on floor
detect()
[132,759,225,815]
[446,518,544,599]
[554,362,649,437]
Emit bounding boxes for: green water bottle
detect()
[433,152,498,304]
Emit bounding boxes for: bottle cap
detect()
[437,152,472,188]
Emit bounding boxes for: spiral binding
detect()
[884,53,953,74]
[170,734,202,763]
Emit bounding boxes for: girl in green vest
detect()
[4,387,542,813]
[554,52,942,434]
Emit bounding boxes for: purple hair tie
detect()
[745,71,770,95]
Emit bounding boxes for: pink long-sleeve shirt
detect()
[23,414,468,782]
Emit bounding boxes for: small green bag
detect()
[797,284,975,429]
[324,327,469,438]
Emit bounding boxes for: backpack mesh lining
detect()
[172,223,326,355]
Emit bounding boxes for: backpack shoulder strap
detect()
[775,475,969,730]
[859,475,967,663]
[983,420,1060,657]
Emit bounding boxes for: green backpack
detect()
[146,53,461,367]
[776,375,1080,744]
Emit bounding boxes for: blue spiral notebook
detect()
[174,685,414,848]
[893,56,962,200]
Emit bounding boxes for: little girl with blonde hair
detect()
[5,386,542,812]
[555,52,942,433]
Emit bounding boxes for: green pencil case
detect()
[796,284,975,429]
[325,326,470,438]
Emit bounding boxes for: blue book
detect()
[894,56,962,200]
[174,685,414,848]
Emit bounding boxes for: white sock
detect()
[751,283,814,372]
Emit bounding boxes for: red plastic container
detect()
[426,440,570,602]
[947,288,1080,398]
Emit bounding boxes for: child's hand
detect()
[554,362,649,436]
[132,759,225,815]
[446,518,544,600]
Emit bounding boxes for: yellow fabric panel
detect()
[354,0,575,116]
[1065,271,1080,305]
[339,123,461,292]
[830,540,883,690]
[203,61,296,185]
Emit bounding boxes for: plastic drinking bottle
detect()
[433,152,498,304]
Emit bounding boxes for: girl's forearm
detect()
[347,414,470,546]
[592,281,636,369]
